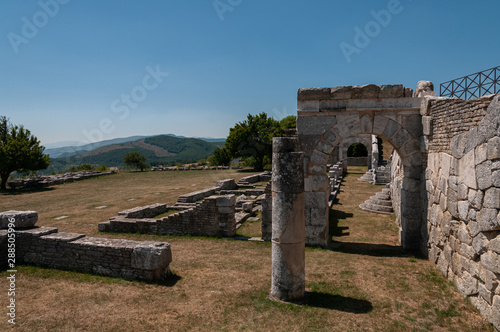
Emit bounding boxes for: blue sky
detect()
[0,0,498,146]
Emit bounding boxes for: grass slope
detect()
[47,135,223,172]
[0,167,494,331]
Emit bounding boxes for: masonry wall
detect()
[0,226,172,282]
[101,195,236,237]
[421,95,500,329]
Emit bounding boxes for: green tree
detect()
[279,115,296,129]
[209,146,232,166]
[347,143,368,157]
[225,112,280,171]
[0,116,50,190]
[123,151,147,171]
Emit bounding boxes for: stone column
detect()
[270,135,305,302]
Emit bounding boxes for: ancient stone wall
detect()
[420,95,500,329]
[347,157,368,166]
[0,212,172,282]
[7,170,116,189]
[100,195,236,237]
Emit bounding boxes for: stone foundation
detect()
[0,212,172,282]
[100,195,236,237]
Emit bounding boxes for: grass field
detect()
[0,167,494,331]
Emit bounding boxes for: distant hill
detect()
[45,134,225,158]
[46,135,223,173]
[46,136,147,158]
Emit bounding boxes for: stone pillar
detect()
[270,135,305,302]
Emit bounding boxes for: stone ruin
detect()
[0,211,172,282]
[99,172,271,237]
[269,82,500,329]
[7,170,116,190]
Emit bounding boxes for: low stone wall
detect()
[118,203,168,219]
[347,157,368,166]
[0,212,172,282]
[420,94,499,329]
[7,171,116,189]
[237,171,271,185]
[100,195,236,237]
[177,187,218,204]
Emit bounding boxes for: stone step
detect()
[363,202,393,213]
[359,203,393,215]
[367,197,392,206]
[381,188,391,195]
[375,192,390,200]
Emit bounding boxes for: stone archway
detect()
[296,84,424,251]
[340,134,372,171]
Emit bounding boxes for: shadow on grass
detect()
[305,291,373,313]
[329,241,409,257]
[1,187,56,195]
[329,202,353,238]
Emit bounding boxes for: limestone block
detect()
[437,254,449,277]
[449,176,458,192]
[330,86,353,99]
[438,176,448,195]
[491,296,500,329]
[487,137,500,160]
[484,188,500,209]
[475,143,488,165]
[382,119,401,139]
[131,243,172,270]
[298,135,320,156]
[392,129,412,150]
[310,149,329,165]
[333,113,360,138]
[439,193,447,212]
[352,84,380,99]
[457,225,472,245]
[481,251,500,274]
[304,175,328,193]
[373,115,389,135]
[450,157,459,176]
[216,179,238,190]
[451,132,468,159]
[488,237,500,254]
[448,189,459,219]
[477,161,493,190]
[458,201,470,220]
[469,220,480,237]
[297,87,331,101]
[493,170,500,188]
[457,270,479,297]
[379,84,404,98]
[478,208,500,232]
[465,127,479,154]
[458,149,477,189]
[458,184,469,200]
[297,115,337,136]
[479,283,494,305]
[359,114,373,133]
[215,195,236,207]
[484,269,499,292]
[0,211,38,229]
[315,141,334,155]
[402,114,423,137]
[468,189,484,210]
[472,232,488,256]
[422,116,432,135]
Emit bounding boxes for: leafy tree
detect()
[279,115,296,129]
[123,151,147,171]
[209,146,232,166]
[347,143,368,157]
[225,112,280,171]
[0,116,50,190]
